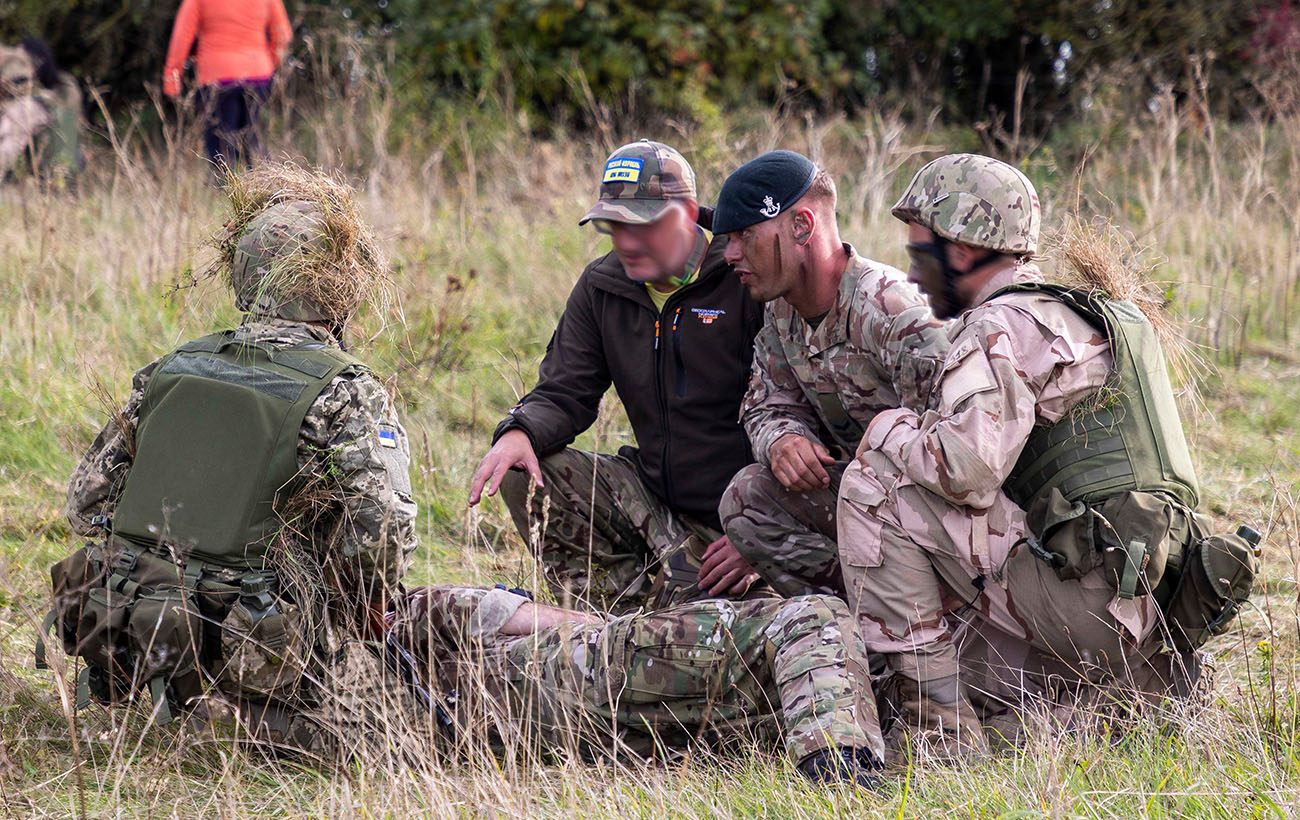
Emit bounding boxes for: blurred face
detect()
[905,222,958,319]
[592,200,698,284]
[723,214,798,303]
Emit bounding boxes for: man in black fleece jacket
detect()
[469,140,765,613]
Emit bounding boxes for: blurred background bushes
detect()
[1,0,1294,136]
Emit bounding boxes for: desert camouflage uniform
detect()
[395,585,885,765]
[66,318,418,750]
[838,262,1174,752]
[720,247,948,596]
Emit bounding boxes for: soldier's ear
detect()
[791,208,814,245]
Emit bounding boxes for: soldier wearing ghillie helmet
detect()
[50,164,418,756]
[838,153,1259,756]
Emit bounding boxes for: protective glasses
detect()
[905,241,947,277]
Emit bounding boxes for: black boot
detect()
[797,746,884,790]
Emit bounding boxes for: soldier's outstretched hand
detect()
[699,535,760,595]
[769,433,834,492]
[469,429,543,505]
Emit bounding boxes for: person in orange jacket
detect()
[162,0,292,168]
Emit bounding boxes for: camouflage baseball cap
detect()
[579,139,697,226]
[0,46,36,98]
[231,200,334,322]
[892,153,1041,256]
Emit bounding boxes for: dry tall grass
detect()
[1,61,1298,817]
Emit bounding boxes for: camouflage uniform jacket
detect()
[742,245,950,463]
[65,319,418,590]
[860,262,1114,511]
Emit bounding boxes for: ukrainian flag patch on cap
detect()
[377,424,399,448]
[603,157,643,184]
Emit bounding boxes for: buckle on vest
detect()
[113,549,138,574]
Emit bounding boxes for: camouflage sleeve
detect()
[299,370,419,592]
[861,310,1050,509]
[399,585,529,647]
[65,359,160,535]
[853,267,951,412]
[741,319,822,466]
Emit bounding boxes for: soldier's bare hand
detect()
[769,434,834,492]
[468,429,542,505]
[698,535,760,596]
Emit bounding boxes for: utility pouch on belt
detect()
[215,575,306,699]
[45,539,304,722]
[1165,525,1261,651]
[1023,489,1182,599]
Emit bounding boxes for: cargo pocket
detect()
[603,616,728,705]
[1166,531,1260,652]
[617,642,727,703]
[838,479,887,569]
[217,600,307,699]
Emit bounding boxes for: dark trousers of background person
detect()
[198,78,271,169]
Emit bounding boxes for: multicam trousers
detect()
[500,448,720,613]
[719,462,848,597]
[403,588,885,765]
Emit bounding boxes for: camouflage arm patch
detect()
[298,370,419,590]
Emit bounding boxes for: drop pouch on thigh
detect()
[1166,530,1260,652]
[1093,491,1176,599]
[1023,487,1099,581]
[49,545,108,656]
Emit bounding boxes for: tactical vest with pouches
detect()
[44,331,365,721]
[991,284,1258,650]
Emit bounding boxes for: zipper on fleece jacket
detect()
[651,311,675,507]
[671,308,686,398]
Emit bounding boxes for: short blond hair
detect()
[801,169,837,214]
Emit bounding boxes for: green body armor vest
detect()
[995,283,1199,512]
[111,331,365,569]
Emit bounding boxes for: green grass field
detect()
[1,100,1298,817]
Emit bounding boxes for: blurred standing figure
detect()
[0,40,82,181]
[163,0,292,167]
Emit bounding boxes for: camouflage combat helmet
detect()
[892,153,1040,256]
[231,200,337,323]
[579,139,697,226]
[0,46,36,99]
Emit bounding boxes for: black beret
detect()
[712,150,818,235]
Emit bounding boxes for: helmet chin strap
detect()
[932,235,1001,319]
